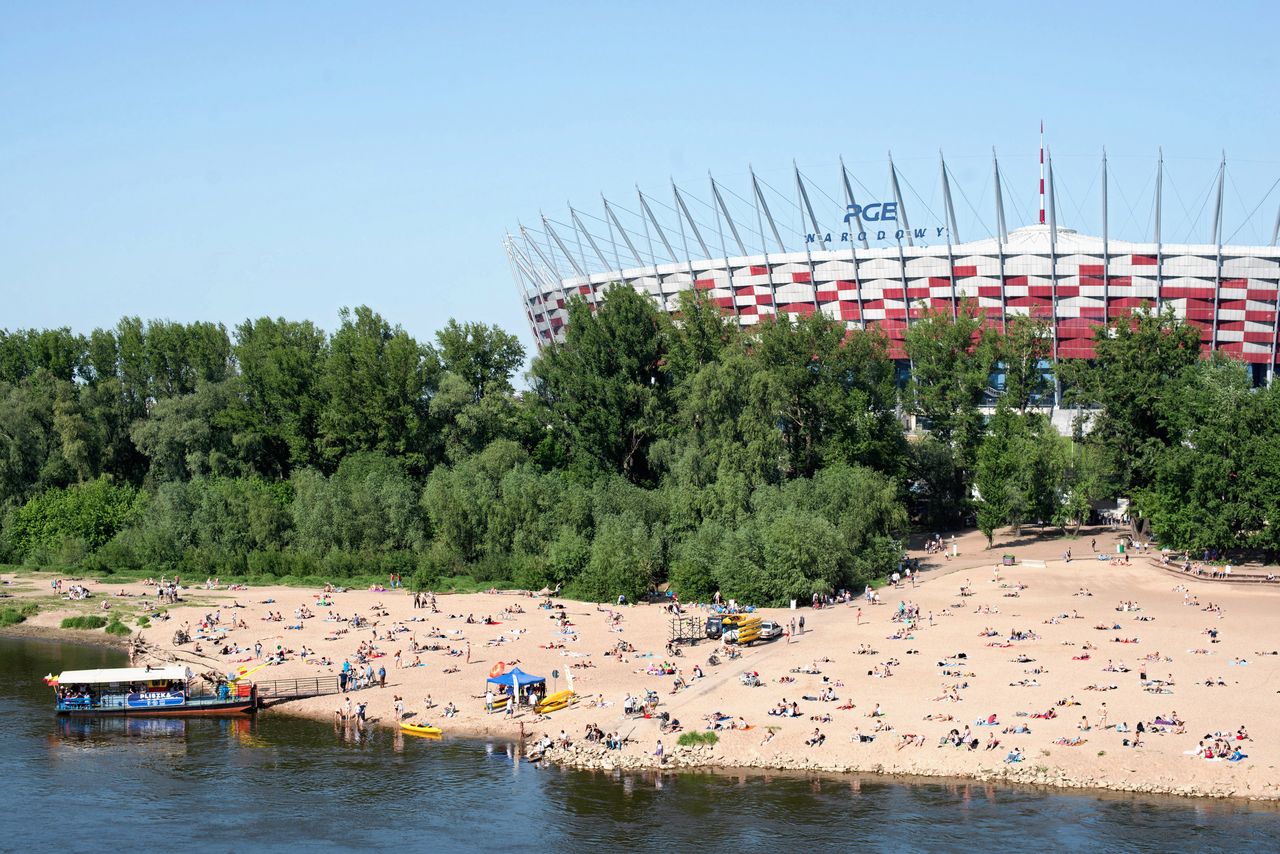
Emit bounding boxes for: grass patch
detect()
[676,731,719,748]
[0,603,39,627]
[60,615,108,630]
[136,616,150,628]
[105,618,131,637]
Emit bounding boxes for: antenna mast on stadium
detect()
[1039,120,1046,225]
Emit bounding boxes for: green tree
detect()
[973,403,1063,547]
[530,286,668,484]
[903,301,997,471]
[569,513,657,603]
[234,316,328,474]
[1058,306,1201,498]
[317,306,440,472]
[434,319,525,401]
[751,313,904,478]
[10,477,141,558]
[1000,314,1053,412]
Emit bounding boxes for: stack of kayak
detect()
[534,690,578,714]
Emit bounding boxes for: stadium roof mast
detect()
[794,162,823,314]
[508,230,556,344]
[839,156,870,250]
[993,148,1009,332]
[1102,148,1110,327]
[1046,146,1061,403]
[1039,120,1046,225]
[637,188,679,268]
[837,160,867,327]
[1155,149,1164,313]
[888,152,913,247]
[505,237,552,344]
[602,196,644,268]
[542,213,586,278]
[1211,153,1227,351]
[709,173,741,319]
[939,151,959,320]
[672,181,711,259]
[569,205,608,272]
[887,152,913,327]
[750,165,783,314]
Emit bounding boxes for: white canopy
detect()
[56,666,191,685]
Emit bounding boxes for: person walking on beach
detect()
[378,665,386,688]
[466,642,471,664]
[654,739,664,764]
[798,615,805,636]
[856,608,862,626]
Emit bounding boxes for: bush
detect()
[60,615,108,630]
[677,731,719,747]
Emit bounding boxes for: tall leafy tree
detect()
[751,312,903,478]
[903,301,997,472]
[317,306,440,472]
[1058,306,1201,498]
[530,286,668,484]
[434,319,525,401]
[973,402,1063,547]
[1000,314,1053,413]
[234,316,328,473]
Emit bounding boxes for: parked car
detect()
[758,620,784,640]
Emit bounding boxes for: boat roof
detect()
[56,666,192,684]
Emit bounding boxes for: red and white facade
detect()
[516,224,1280,375]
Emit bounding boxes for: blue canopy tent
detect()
[487,667,546,711]
[486,667,545,689]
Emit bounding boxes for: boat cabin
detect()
[49,665,256,716]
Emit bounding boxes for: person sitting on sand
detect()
[805,728,826,747]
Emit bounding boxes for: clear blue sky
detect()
[3,1,1278,348]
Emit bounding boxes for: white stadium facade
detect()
[505,148,1280,392]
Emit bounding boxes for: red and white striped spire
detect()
[1039,120,1046,225]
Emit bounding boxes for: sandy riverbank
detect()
[7,527,1280,801]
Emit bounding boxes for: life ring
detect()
[489,662,505,678]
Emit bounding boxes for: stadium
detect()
[505,145,1280,392]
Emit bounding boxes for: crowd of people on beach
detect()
[31,522,1278,797]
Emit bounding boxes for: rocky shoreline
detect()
[529,740,1277,801]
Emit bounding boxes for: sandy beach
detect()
[8,527,1279,801]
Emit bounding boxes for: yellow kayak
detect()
[535,690,577,714]
[400,722,442,737]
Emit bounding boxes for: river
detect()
[3,636,1277,852]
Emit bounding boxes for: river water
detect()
[3,636,1277,853]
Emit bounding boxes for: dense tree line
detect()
[3,292,1279,603]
